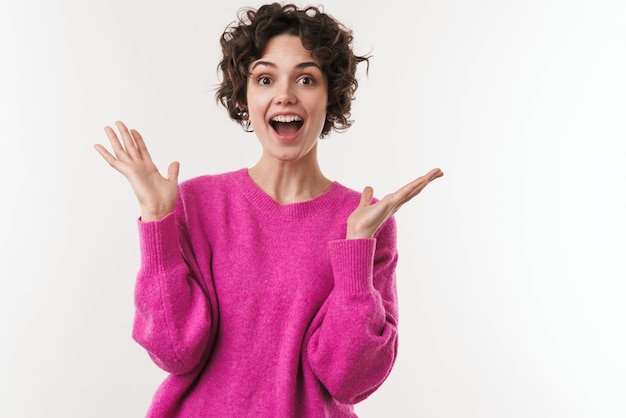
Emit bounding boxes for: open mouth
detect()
[270,115,304,136]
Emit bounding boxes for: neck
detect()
[248,150,331,205]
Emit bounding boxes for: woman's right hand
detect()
[94,121,180,222]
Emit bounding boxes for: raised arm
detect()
[95,122,216,374]
[307,168,443,404]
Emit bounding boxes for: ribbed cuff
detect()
[328,238,376,294]
[137,212,181,275]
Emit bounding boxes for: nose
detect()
[273,80,297,105]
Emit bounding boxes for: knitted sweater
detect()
[134,168,399,417]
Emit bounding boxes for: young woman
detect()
[94,3,442,417]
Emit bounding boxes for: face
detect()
[245,34,328,165]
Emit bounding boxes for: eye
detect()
[257,76,272,85]
[298,76,315,85]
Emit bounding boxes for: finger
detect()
[396,177,429,201]
[93,143,114,163]
[94,143,125,171]
[426,168,444,181]
[401,168,443,197]
[104,125,129,160]
[406,168,443,201]
[130,128,151,161]
[389,175,433,209]
[379,168,444,216]
[115,121,140,160]
[167,161,180,183]
[358,186,374,208]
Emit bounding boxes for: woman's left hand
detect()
[346,168,444,239]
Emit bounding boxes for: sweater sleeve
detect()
[132,211,217,375]
[306,217,399,405]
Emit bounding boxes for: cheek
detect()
[250,111,266,129]
[246,100,264,122]
[311,100,328,124]
[247,90,271,115]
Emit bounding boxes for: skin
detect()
[94,33,444,237]
[244,35,331,205]
[94,122,180,222]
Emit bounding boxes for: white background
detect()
[1,0,624,417]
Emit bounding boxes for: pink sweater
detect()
[134,168,399,417]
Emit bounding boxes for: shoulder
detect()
[174,168,249,219]
[179,168,247,195]
[329,181,362,207]
[330,181,391,216]
[180,168,246,192]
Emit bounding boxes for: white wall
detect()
[1,1,624,417]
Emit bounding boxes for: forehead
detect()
[252,34,320,67]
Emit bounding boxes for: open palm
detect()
[346,168,444,239]
[94,121,180,221]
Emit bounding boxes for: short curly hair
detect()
[215,3,369,137]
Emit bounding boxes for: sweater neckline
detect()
[235,168,342,220]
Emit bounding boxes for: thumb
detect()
[167,161,180,182]
[359,186,374,208]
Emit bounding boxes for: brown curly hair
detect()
[215,3,369,138]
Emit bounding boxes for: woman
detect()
[94,3,442,417]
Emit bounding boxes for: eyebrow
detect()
[250,60,322,71]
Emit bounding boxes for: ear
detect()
[237,101,247,110]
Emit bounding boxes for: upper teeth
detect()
[272,115,302,123]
